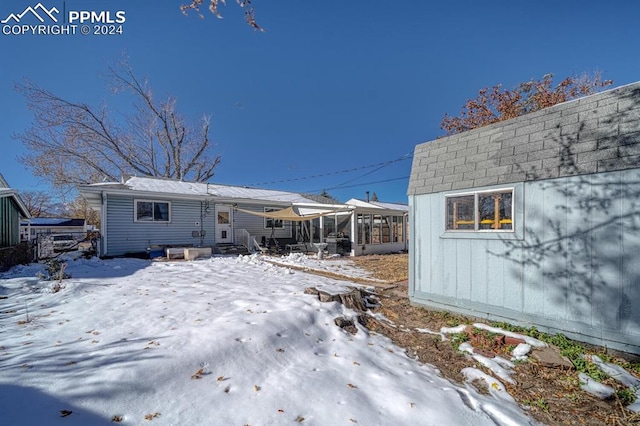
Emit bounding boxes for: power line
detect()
[248,152,413,186]
[329,156,405,190]
[308,175,410,193]
[223,175,410,203]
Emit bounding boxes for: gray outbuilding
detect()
[408,82,640,354]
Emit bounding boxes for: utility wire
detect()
[316,175,410,192]
[327,152,412,190]
[249,152,413,186]
[215,175,411,203]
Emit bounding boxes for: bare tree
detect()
[15,60,221,191]
[64,196,101,228]
[20,190,54,217]
[181,0,264,31]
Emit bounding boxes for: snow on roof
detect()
[369,200,409,211]
[119,176,322,204]
[345,198,408,212]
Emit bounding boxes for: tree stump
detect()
[305,287,377,313]
[306,286,380,336]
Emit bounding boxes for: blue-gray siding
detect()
[103,197,291,256]
[410,169,640,353]
[105,195,216,256]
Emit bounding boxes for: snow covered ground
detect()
[264,252,384,282]
[0,254,538,425]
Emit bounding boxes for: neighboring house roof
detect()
[20,217,85,227]
[0,188,31,219]
[80,176,338,206]
[345,198,409,212]
[301,193,341,205]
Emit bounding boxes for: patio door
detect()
[215,205,233,244]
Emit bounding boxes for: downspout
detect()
[350,208,356,256]
[200,201,205,246]
[101,191,108,257]
[404,212,409,251]
[407,200,415,298]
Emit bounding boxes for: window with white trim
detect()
[135,200,170,222]
[446,189,513,231]
[391,216,404,242]
[357,213,405,244]
[264,207,284,229]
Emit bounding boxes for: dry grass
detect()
[349,253,640,426]
[350,253,408,283]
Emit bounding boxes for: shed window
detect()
[135,200,170,222]
[264,207,284,229]
[446,189,513,231]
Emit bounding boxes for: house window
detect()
[217,211,230,224]
[336,214,350,238]
[135,200,170,222]
[264,207,284,229]
[372,215,382,244]
[391,216,404,242]
[357,214,373,245]
[323,215,336,239]
[446,189,513,231]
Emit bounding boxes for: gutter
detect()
[79,186,356,210]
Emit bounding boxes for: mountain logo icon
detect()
[1,3,59,24]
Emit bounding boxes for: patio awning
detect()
[233,206,348,222]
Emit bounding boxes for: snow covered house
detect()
[78,176,408,258]
[408,82,640,354]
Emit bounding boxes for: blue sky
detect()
[1,1,639,204]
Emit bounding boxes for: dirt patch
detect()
[351,253,408,283]
[340,253,640,425]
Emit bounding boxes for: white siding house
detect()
[345,198,408,256]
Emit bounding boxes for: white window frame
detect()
[134,199,171,223]
[264,207,284,229]
[445,188,514,232]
